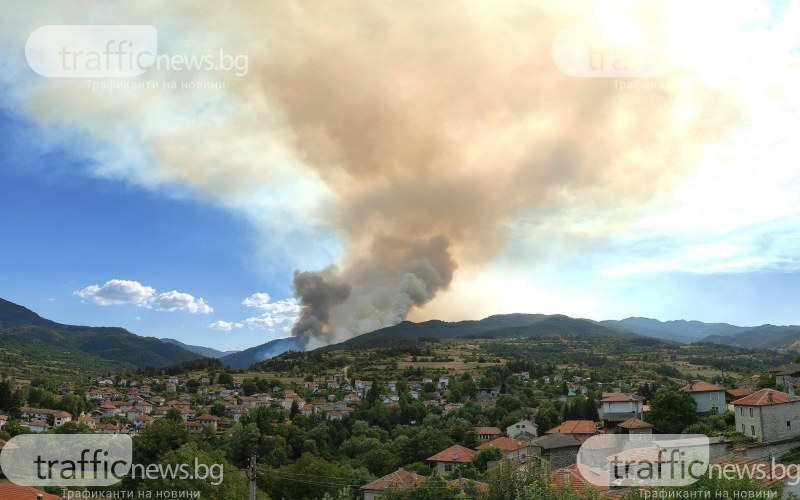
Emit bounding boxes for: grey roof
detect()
[532,433,582,450]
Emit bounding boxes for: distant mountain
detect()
[317,313,651,351]
[220,337,302,369]
[600,317,750,343]
[160,338,238,358]
[0,297,204,371]
[703,325,800,350]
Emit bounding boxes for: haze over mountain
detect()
[599,317,750,344]
[702,325,800,351]
[219,337,303,369]
[160,338,238,358]
[4,296,799,372]
[0,297,203,370]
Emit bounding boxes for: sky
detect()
[1,1,800,351]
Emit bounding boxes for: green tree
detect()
[164,407,183,423]
[137,442,259,499]
[258,453,353,500]
[133,418,190,465]
[645,388,697,433]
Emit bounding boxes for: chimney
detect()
[37,495,44,500]
[452,453,458,461]
[562,470,570,485]
[768,391,773,404]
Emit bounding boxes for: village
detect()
[3,358,800,498]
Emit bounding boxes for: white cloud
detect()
[155,290,214,314]
[242,292,271,308]
[209,320,244,331]
[75,279,156,307]
[75,279,213,314]
[242,297,301,330]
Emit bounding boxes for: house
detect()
[0,413,7,430]
[474,426,501,441]
[507,419,538,439]
[769,363,800,388]
[732,388,800,443]
[531,433,583,469]
[96,423,120,435]
[27,419,49,433]
[99,401,118,418]
[77,415,97,429]
[19,407,72,426]
[0,483,63,500]
[133,414,154,429]
[546,420,597,440]
[617,417,654,435]
[726,388,754,405]
[438,377,449,389]
[681,381,726,413]
[359,468,425,500]
[599,393,644,424]
[426,445,476,474]
[196,414,220,430]
[387,381,397,393]
[551,464,614,497]
[186,421,204,434]
[478,436,530,460]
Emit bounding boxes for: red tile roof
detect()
[547,420,597,435]
[360,469,425,492]
[726,389,755,399]
[732,388,793,406]
[474,426,501,436]
[617,417,653,429]
[0,482,62,499]
[601,393,644,402]
[681,380,724,393]
[426,445,476,463]
[551,464,612,495]
[478,436,526,452]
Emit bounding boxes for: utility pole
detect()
[458,469,464,500]
[248,454,257,500]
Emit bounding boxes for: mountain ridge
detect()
[0,297,204,371]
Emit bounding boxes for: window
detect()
[444,463,453,472]
[751,425,756,436]
[788,421,792,429]
[749,408,754,419]
[739,407,744,417]
[741,424,745,433]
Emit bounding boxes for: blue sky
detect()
[0,109,302,350]
[1,2,800,350]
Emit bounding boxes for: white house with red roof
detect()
[195,414,219,430]
[681,380,726,413]
[426,445,476,474]
[599,393,644,424]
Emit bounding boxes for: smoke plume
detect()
[2,2,747,345]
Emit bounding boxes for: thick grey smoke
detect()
[293,235,457,346]
[291,267,351,343]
